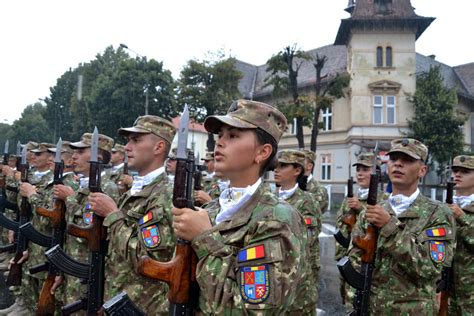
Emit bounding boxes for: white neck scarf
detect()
[216,178,262,224]
[454,194,474,208]
[389,188,420,216]
[112,163,124,171]
[307,174,313,183]
[79,177,89,189]
[358,188,369,200]
[130,167,165,195]
[34,170,50,178]
[278,183,298,201]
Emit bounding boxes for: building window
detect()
[376,47,383,67]
[373,95,396,124]
[321,154,332,181]
[386,46,392,67]
[322,107,332,131]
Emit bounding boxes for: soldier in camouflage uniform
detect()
[52,132,119,306]
[335,152,389,311]
[105,143,126,183]
[447,155,474,314]
[302,149,329,213]
[194,151,225,205]
[274,149,321,314]
[172,100,310,314]
[349,138,456,314]
[90,115,177,314]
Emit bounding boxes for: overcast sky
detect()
[1,0,473,124]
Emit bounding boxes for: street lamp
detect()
[120,43,149,115]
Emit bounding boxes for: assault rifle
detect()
[337,145,380,316]
[28,139,67,315]
[334,177,355,248]
[136,104,199,315]
[45,127,108,315]
[193,153,207,207]
[438,177,455,316]
[7,145,31,286]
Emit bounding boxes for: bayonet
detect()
[90,127,99,163]
[176,105,190,160]
[3,140,9,155]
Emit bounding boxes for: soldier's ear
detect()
[153,139,166,157]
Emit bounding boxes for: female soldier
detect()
[274,149,321,315]
[172,100,310,314]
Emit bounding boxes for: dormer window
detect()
[375,0,392,15]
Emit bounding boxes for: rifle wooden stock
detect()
[352,225,378,264]
[37,275,56,315]
[7,251,23,286]
[67,216,106,252]
[36,200,66,228]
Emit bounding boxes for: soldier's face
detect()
[388,153,426,190]
[274,163,301,188]
[166,158,177,174]
[355,165,372,188]
[72,148,91,174]
[452,167,474,191]
[125,133,162,174]
[110,151,124,166]
[204,159,214,173]
[34,152,50,171]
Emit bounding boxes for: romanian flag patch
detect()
[83,211,94,225]
[238,245,265,262]
[139,211,153,225]
[240,265,269,304]
[305,218,312,225]
[429,241,446,263]
[426,228,446,237]
[141,225,160,249]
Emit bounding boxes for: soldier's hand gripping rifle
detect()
[438,177,455,316]
[337,145,380,316]
[334,177,356,248]
[27,138,67,315]
[134,104,199,316]
[6,145,31,286]
[45,127,108,315]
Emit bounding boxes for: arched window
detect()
[386,46,392,67]
[376,46,383,67]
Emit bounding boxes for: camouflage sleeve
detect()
[191,208,304,314]
[335,197,350,260]
[456,212,474,252]
[377,204,456,282]
[103,180,120,204]
[314,185,329,214]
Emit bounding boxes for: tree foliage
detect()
[177,53,242,150]
[408,66,466,176]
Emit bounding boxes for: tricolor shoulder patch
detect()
[139,211,153,225]
[305,218,312,225]
[240,265,269,304]
[426,227,446,237]
[141,225,160,249]
[429,241,446,263]
[238,245,265,262]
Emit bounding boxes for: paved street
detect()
[317,210,347,315]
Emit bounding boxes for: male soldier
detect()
[194,151,224,205]
[165,147,178,182]
[90,115,177,314]
[52,132,119,306]
[107,143,126,183]
[302,149,329,213]
[335,152,388,311]
[349,138,456,314]
[446,155,474,314]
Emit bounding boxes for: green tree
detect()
[0,123,15,155]
[177,53,242,150]
[10,103,52,144]
[265,45,312,148]
[408,66,466,177]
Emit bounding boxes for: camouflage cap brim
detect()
[47,148,66,154]
[118,126,151,136]
[352,162,373,167]
[30,149,48,153]
[204,115,257,134]
[387,148,422,160]
[69,141,90,149]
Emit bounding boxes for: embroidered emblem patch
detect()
[426,228,446,237]
[141,225,160,248]
[429,241,446,263]
[240,265,269,303]
[139,211,153,225]
[83,204,94,225]
[238,245,265,262]
[305,218,312,225]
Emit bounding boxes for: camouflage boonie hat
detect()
[452,155,474,170]
[353,152,377,167]
[112,144,125,153]
[277,150,306,168]
[168,147,193,159]
[25,141,39,151]
[47,141,73,154]
[301,149,316,162]
[201,152,214,161]
[70,133,114,153]
[388,138,428,162]
[31,143,55,153]
[204,100,287,143]
[118,115,176,144]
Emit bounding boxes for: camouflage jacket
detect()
[201,174,223,201]
[450,201,474,313]
[103,164,124,185]
[192,184,309,315]
[335,191,389,261]
[349,193,456,315]
[306,177,329,213]
[103,172,175,314]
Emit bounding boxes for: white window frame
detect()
[321,154,332,181]
[322,107,332,131]
[373,95,383,124]
[386,95,396,124]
